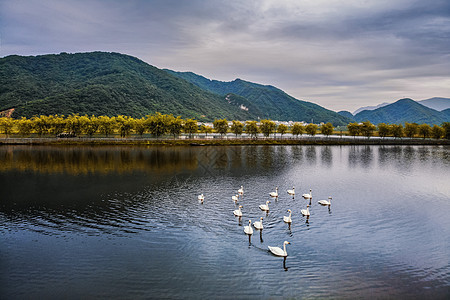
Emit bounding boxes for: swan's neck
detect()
[283,243,287,255]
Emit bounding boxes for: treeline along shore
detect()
[1,113,449,146]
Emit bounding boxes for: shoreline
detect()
[1,137,449,146]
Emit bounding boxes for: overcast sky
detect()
[1,0,449,112]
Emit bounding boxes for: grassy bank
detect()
[1,136,449,146]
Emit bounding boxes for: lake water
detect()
[1,145,449,299]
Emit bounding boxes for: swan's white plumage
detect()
[302,189,312,199]
[232,194,239,202]
[253,217,263,230]
[283,209,292,223]
[287,187,295,195]
[268,241,290,257]
[238,186,244,195]
[198,194,204,201]
[233,205,243,217]
[244,220,253,235]
[259,200,270,211]
[318,196,332,206]
[270,187,279,197]
[301,205,310,216]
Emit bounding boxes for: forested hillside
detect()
[165,70,352,125]
[0,52,255,121]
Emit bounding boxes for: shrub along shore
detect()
[0,113,449,146]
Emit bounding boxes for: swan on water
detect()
[301,205,310,216]
[238,186,244,195]
[233,205,243,217]
[259,200,270,211]
[302,189,312,200]
[287,187,295,195]
[270,187,279,197]
[232,194,239,202]
[244,220,253,235]
[283,209,292,223]
[253,217,264,230]
[318,196,332,206]
[268,241,290,257]
[198,194,204,201]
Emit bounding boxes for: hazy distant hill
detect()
[0,52,260,121]
[353,102,390,115]
[165,70,352,125]
[353,98,448,125]
[418,97,450,111]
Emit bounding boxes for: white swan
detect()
[283,209,292,223]
[287,187,295,195]
[232,194,239,202]
[259,200,270,211]
[233,205,243,217]
[302,189,312,200]
[301,205,310,216]
[198,194,204,201]
[253,217,264,230]
[318,196,332,206]
[268,241,290,257]
[244,220,253,235]
[238,186,244,195]
[270,187,279,197]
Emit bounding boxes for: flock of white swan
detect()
[198,186,332,258]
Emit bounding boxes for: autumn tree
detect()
[390,124,404,138]
[404,122,418,139]
[305,123,318,136]
[347,122,360,138]
[230,120,244,137]
[213,119,229,137]
[417,124,431,139]
[184,119,198,138]
[320,122,334,137]
[277,124,288,137]
[259,119,276,137]
[0,117,14,137]
[377,123,390,138]
[168,115,183,138]
[291,123,304,137]
[360,121,376,139]
[431,125,444,139]
[98,115,115,137]
[199,124,212,137]
[245,121,259,139]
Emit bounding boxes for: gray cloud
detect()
[1,0,449,112]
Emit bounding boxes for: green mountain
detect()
[353,98,448,125]
[0,52,353,124]
[165,70,352,125]
[0,52,258,121]
[337,110,354,120]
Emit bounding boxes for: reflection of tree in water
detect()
[348,146,373,169]
[320,146,332,168]
[0,145,198,175]
[261,146,275,168]
[305,146,317,165]
[291,145,304,163]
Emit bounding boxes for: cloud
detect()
[1,0,449,111]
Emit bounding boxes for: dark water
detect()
[1,145,449,299]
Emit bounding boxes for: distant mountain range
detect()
[340,98,450,125]
[164,70,350,124]
[0,52,351,125]
[0,52,448,125]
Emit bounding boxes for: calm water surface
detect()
[1,145,449,299]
